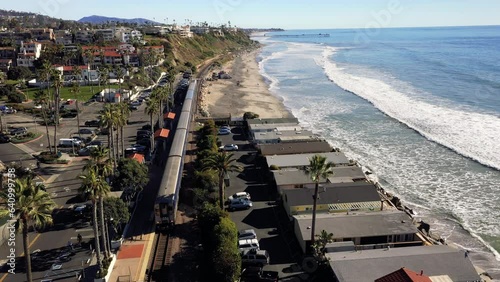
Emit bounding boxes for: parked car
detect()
[228,198,252,211]
[238,238,260,253]
[129,105,138,111]
[219,144,238,151]
[84,120,101,127]
[141,124,153,130]
[2,107,17,114]
[229,192,251,201]
[130,101,142,107]
[130,144,147,152]
[78,128,95,135]
[137,130,152,137]
[136,138,151,147]
[88,140,103,147]
[241,249,270,266]
[59,138,82,148]
[238,229,257,240]
[240,267,279,282]
[0,134,11,143]
[78,145,98,156]
[9,127,27,136]
[218,128,231,135]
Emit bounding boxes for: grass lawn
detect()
[21,84,121,102]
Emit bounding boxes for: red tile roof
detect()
[375,267,432,282]
[154,128,170,139]
[104,51,121,57]
[163,112,176,120]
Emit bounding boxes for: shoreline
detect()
[199,46,498,280]
[200,48,293,119]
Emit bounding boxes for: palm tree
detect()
[70,79,82,141]
[52,72,63,155]
[312,230,334,262]
[83,47,96,94]
[305,155,334,248]
[203,152,242,209]
[40,60,53,109]
[118,102,130,156]
[152,86,169,128]
[33,89,52,153]
[100,104,117,168]
[115,66,125,94]
[79,167,110,271]
[144,98,159,149]
[0,176,56,282]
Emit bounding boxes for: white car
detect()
[238,238,260,253]
[229,192,251,201]
[219,144,238,151]
[238,229,257,240]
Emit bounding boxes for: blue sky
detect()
[2,0,500,29]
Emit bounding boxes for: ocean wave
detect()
[320,47,500,171]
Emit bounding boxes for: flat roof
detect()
[253,130,316,142]
[326,245,481,282]
[246,117,299,125]
[283,182,381,207]
[249,123,300,131]
[266,152,350,168]
[260,141,332,156]
[294,210,417,240]
[327,166,367,183]
[273,169,327,186]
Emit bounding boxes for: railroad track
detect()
[147,232,170,281]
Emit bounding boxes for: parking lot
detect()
[218,126,305,280]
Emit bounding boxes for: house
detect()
[293,210,422,253]
[94,29,115,42]
[0,59,13,72]
[30,28,54,41]
[54,30,73,45]
[259,141,332,156]
[282,182,382,216]
[325,245,481,282]
[249,123,302,139]
[265,152,350,170]
[191,26,209,35]
[326,166,367,183]
[16,41,42,68]
[253,130,319,145]
[75,30,93,43]
[53,65,90,82]
[115,27,143,43]
[375,267,432,282]
[247,117,299,132]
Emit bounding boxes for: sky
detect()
[2,0,500,29]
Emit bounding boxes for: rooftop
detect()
[294,210,417,240]
[266,152,350,168]
[326,245,481,282]
[247,117,299,125]
[260,141,332,156]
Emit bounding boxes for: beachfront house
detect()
[265,152,351,170]
[253,130,320,145]
[281,182,382,216]
[259,141,333,156]
[293,210,423,253]
[325,245,481,282]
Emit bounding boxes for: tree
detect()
[113,158,149,193]
[305,155,334,249]
[79,167,110,270]
[100,104,117,167]
[6,66,31,80]
[311,230,334,262]
[212,217,241,282]
[144,98,159,148]
[83,47,96,94]
[117,102,130,157]
[52,72,62,154]
[203,152,242,209]
[84,146,113,179]
[33,89,52,152]
[103,197,130,233]
[70,79,82,140]
[0,176,56,282]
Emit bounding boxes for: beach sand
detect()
[199,49,293,119]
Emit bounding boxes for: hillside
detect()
[155,31,258,71]
[78,15,161,25]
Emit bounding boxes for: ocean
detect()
[253,26,500,279]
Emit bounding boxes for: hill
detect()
[78,15,161,25]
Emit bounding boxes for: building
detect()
[249,123,302,139]
[282,182,381,216]
[30,28,54,41]
[115,27,143,43]
[53,65,89,82]
[326,166,367,183]
[94,29,115,42]
[0,46,16,71]
[259,141,332,156]
[253,130,320,145]
[54,30,73,45]
[191,26,209,35]
[375,267,432,282]
[325,245,481,282]
[75,30,93,43]
[265,152,350,170]
[293,210,422,253]
[17,41,42,68]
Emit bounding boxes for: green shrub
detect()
[243,112,259,120]
[7,91,25,103]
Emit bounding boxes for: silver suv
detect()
[241,249,270,266]
[238,238,260,253]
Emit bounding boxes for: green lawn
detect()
[22,84,121,102]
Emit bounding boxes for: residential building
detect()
[265,152,350,170]
[375,267,432,282]
[326,166,367,183]
[0,59,13,72]
[53,65,89,82]
[54,30,73,45]
[75,30,93,43]
[30,28,54,41]
[172,25,193,38]
[282,182,382,216]
[325,245,481,282]
[253,130,319,145]
[259,141,332,156]
[95,29,116,42]
[212,28,224,37]
[293,210,422,253]
[117,29,143,43]
[0,31,32,44]
[247,117,299,126]
[0,47,16,71]
[191,26,209,35]
[17,41,42,68]
[142,25,171,36]
[249,123,301,139]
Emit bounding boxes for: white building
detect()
[17,41,42,68]
[117,29,143,43]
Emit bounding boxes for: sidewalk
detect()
[108,231,156,282]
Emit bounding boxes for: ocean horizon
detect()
[253,25,500,279]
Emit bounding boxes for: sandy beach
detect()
[199,49,293,119]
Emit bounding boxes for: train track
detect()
[147,232,170,281]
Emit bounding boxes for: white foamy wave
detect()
[321,49,500,171]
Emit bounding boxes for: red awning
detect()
[163,112,176,120]
[128,153,145,163]
[154,128,170,139]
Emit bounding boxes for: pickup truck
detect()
[240,267,279,282]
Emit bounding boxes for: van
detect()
[241,249,270,266]
[238,238,260,252]
[59,138,82,147]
